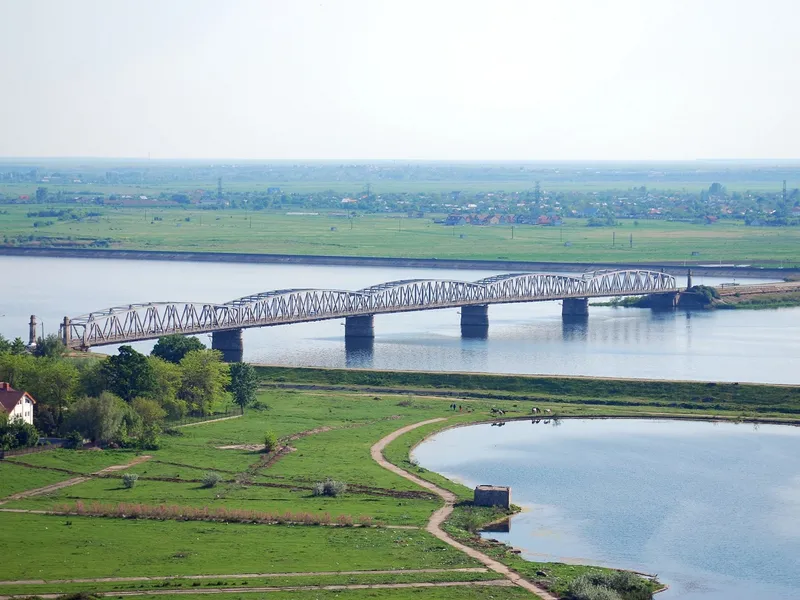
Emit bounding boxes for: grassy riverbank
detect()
[2,204,800,266]
[255,366,800,417]
[4,370,798,599]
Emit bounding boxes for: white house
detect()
[0,382,36,426]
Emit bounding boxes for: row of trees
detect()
[0,334,259,446]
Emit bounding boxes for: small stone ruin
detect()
[474,484,511,509]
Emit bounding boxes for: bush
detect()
[567,571,652,600]
[312,478,347,497]
[202,471,222,488]
[64,430,85,449]
[263,430,278,453]
[122,473,139,489]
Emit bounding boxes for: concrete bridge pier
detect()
[461,304,489,338]
[648,292,680,311]
[345,315,374,339]
[212,329,244,363]
[562,298,589,319]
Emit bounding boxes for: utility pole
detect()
[511,226,514,239]
[612,231,616,247]
[630,233,633,248]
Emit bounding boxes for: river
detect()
[0,255,798,384]
[413,418,800,600]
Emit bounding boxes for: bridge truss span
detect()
[59,269,676,349]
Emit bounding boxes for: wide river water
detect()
[1,255,798,383]
[413,419,800,600]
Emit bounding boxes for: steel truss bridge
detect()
[58,270,676,350]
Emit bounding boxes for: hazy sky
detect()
[1,0,798,160]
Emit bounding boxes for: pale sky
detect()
[1,0,798,160]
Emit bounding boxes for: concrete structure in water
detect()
[474,484,511,509]
[461,304,489,338]
[211,328,243,363]
[561,297,589,318]
[345,315,374,339]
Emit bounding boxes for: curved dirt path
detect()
[371,418,557,600]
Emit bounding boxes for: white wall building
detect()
[0,382,36,426]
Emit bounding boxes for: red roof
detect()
[0,382,36,414]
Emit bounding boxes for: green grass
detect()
[0,571,503,596]
[6,449,144,474]
[2,204,800,265]
[14,589,533,600]
[0,461,76,498]
[257,367,800,416]
[0,512,480,580]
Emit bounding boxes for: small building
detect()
[0,382,36,425]
[474,485,511,509]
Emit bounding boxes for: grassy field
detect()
[3,373,795,599]
[2,204,800,265]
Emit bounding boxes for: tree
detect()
[147,356,186,419]
[32,334,67,359]
[0,412,40,450]
[131,397,166,427]
[9,338,27,355]
[23,358,79,426]
[67,392,128,443]
[0,334,10,354]
[101,346,156,402]
[35,186,48,203]
[178,349,231,415]
[229,362,258,414]
[152,335,206,364]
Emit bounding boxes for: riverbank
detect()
[0,244,796,280]
[592,281,800,310]
[254,365,800,417]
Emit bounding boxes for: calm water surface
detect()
[0,255,797,383]
[413,419,800,600]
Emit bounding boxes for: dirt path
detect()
[0,456,152,506]
[0,580,512,599]
[371,418,557,600]
[0,567,489,586]
[178,415,242,428]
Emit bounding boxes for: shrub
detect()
[263,430,278,453]
[64,430,85,449]
[202,472,222,488]
[312,478,347,497]
[122,473,139,489]
[567,571,652,600]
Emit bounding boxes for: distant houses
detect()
[442,213,562,227]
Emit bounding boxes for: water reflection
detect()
[482,518,511,533]
[561,318,589,341]
[344,336,373,368]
